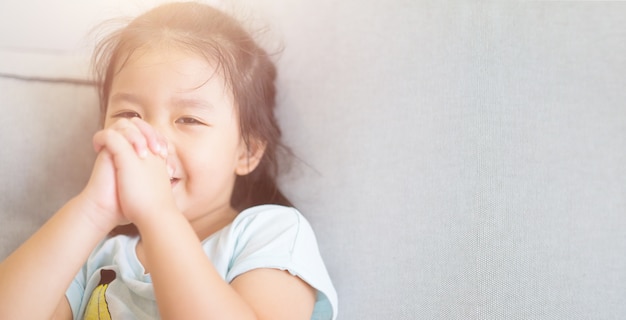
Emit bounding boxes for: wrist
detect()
[133,207,186,237]
[70,194,121,235]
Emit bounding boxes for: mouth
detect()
[170,177,180,187]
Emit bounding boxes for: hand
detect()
[76,149,125,232]
[94,117,169,160]
[92,118,178,227]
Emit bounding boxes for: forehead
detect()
[118,46,221,80]
[110,46,232,97]
[104,47,240,121]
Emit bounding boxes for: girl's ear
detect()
[235,138,267,176]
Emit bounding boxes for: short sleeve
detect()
[225,205,338,320]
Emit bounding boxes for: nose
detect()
[154,130,177,178]
[144,118,171,150]
[159,130,176,159]
[143,118,175,162]
[166,157,176,178]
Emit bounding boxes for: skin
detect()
[0,48,315,320]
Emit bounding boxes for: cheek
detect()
[179,124,244,179]
[182,155,237,200]
[181,141,235,177]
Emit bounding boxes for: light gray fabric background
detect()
[1,1,625,319]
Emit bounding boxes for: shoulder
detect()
[227,205,338,320]
[228,205,312,251]
[233,204,308,233]
[229,205,319,251]
[224,205,318,273]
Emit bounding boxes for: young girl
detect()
[0,2,337,319]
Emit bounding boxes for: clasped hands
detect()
[80,117,179,232]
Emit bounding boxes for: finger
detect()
[120,125,149,158]
[110,119,150,158]
[94,120,143,160]
[93,128,141,166]
[131,117,168,158]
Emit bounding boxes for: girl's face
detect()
[105,47,257,236]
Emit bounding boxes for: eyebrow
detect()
[109,92,143,106]
[109,93,213,111]
[171,97,214,111]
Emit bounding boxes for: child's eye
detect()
[176,117,205,125]
[112,111,142,119]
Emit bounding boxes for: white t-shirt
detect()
[66,205,337,319]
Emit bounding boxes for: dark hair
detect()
[93,2,292,235]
